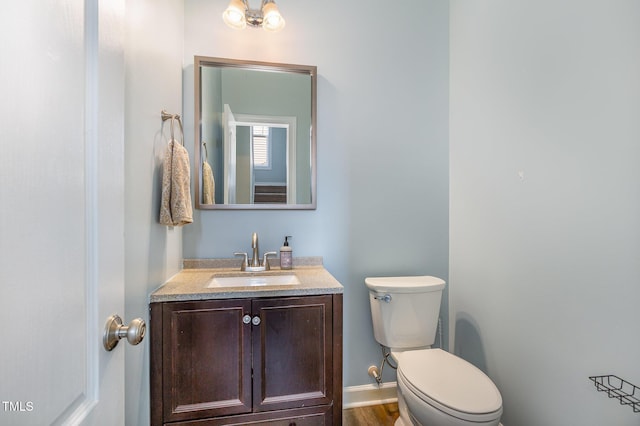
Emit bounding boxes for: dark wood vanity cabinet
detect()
[150,294,343,426]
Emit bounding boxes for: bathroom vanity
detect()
[149,259,343,426]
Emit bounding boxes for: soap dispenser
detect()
[280,236,293,270]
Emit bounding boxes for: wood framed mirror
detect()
[194,56,317,210]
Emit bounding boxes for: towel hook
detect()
[202,141,208,162]
[161,109,184,146]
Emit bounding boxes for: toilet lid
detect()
[398,349,502,416]
[365,276,445,293]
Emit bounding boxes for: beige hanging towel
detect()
[202,160,215,204]
[160,140,193,226]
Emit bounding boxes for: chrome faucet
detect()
[251,232,260,268]
[234,232,277,272]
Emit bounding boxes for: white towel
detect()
[160,140,193,226]
[202,161,215,204]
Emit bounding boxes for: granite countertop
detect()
[150,257,344,303]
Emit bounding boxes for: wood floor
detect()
[342,402,399,425]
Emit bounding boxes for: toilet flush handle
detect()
[373,293,392,303]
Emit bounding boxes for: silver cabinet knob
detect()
[252,315,261,326]
[243,314,252,324]
[103,314,146,351]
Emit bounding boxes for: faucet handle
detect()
[234,252,248,271]
[262,252,278,271]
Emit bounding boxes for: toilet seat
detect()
[397,349,502,423]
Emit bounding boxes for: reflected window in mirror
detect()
[194,56,317,210]
[252,126,271,169]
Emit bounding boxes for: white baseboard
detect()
[343,382,398,409]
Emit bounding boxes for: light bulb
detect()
[223,0,247,30]
[262,1,285,32]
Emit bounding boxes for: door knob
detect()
[103,314,146,351]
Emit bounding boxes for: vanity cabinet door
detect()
[252,295,333,412]
[162,299,252,423]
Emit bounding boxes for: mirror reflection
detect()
[195,56,317,210]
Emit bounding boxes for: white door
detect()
[0,1,126,425]
[223,104,237,204]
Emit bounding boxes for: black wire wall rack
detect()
[589,375,640,413]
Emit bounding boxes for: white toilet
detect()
[365,276,503,426]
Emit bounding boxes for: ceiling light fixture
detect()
[222,0,286,32]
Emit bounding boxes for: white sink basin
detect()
[206,274,301,288]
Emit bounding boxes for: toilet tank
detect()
[365,276,445,350]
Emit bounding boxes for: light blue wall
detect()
[450,1,640,425]
[183,0,450,387]
[124,1,184,424]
